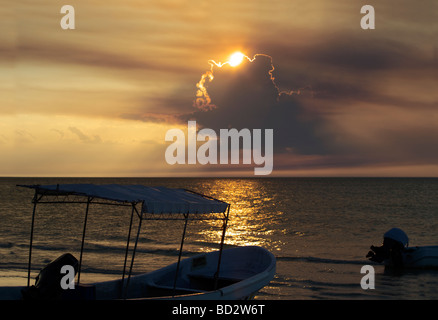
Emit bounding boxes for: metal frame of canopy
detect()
[18,184,230,299]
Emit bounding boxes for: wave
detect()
[0,241,207,272]
[275,255,365,265]
[271,276,359,289]
[0,242,14,249]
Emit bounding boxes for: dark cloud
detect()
[176,37,438,172]
[15,130,36,144]
[304,36,422,71]
[17,41,195,74]
[180,55,329,155]
[68,127,102,144]
[120,112,178,124]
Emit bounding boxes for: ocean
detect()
[1,177,438,300]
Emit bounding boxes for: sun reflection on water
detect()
[191,179,283,252]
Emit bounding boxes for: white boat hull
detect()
[0,246,276,300]
[384,246,438,269]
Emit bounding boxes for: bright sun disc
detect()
[228,52,245,67]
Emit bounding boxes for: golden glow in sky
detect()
[2,1,436,177]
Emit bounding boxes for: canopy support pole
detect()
[120,203,136,298]
[124,202,144,299]
[77,196,92,285]
[27,189,39,287]
[173,213,189,297]
[214,205,230,290]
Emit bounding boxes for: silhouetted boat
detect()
[367,228,438,269]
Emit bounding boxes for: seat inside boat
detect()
[143,274,240,298]
[145,283,204,297]
[187,273,241,291]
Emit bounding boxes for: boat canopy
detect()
[18,184,229,215]
[19,184,231,291]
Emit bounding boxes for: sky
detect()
[2,0,437,177]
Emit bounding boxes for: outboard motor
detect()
[366,228,409,268]
[22,253,78,300]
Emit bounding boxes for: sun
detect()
[228,52,245,67]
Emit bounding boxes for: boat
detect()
[0,184,276,300]
[366,228,438,269]
[397,246,438,269]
